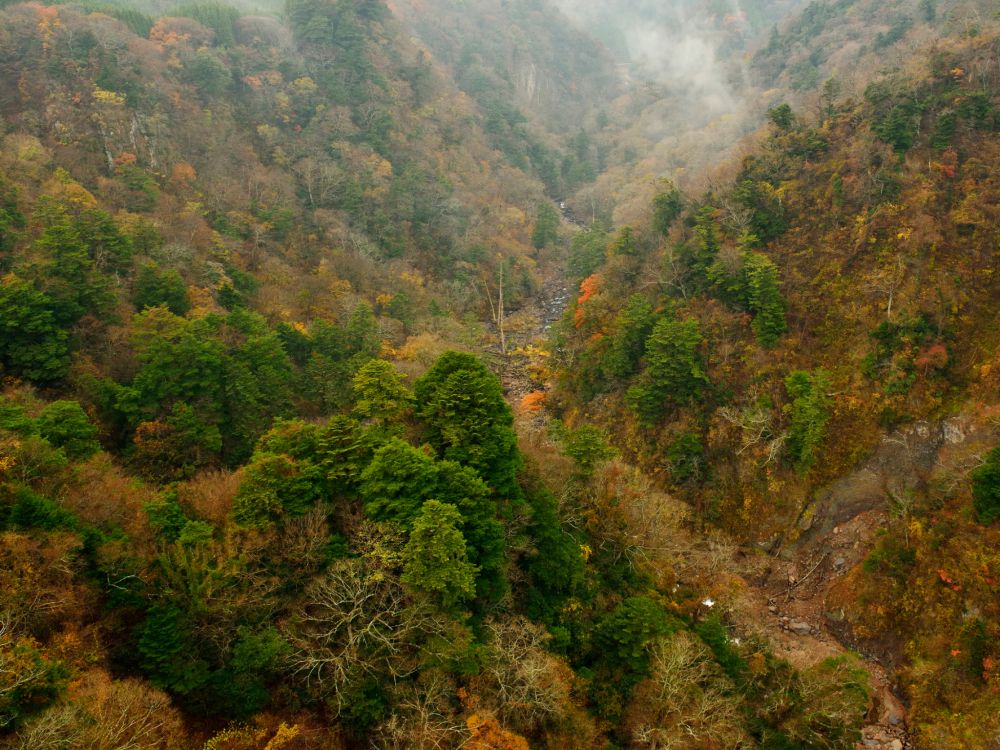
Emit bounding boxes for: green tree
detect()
[0,178,25,253]
[568,223,609,279]
[560,424,616,480]
[531,202,560,249]
[346,302,381,364]
[36,401,100,460]
[0,275,70,383]
[604,294,656,379]
[30,202,114,326]
[0,632,67,729]
[137,604,210,696]
[434,460,506,601]
[784,369,832,472]
[130,312,227,422]
[689,205,720,284]
[231,452,324,529]
[626,318,708,425]
[183,49,232,98]
[401,500,478,610]
[609,226,638,257]
[742,251,787,347]
[652,183,683,236]
[414,352,521,499]
[971,446,1000,524]
[352,359,413,428]
[133,264,191,316]
[768,103,795,131]
[359,438,438,525]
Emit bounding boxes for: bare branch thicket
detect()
[10,674,182,750]
[372,671,468,750]
[478,617,569,733]
[285,557,439,715]
[629,632,750,750]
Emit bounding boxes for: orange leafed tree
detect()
[465,715,530,750]
[574,273,601,328]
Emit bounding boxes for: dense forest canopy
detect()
[0,0,998,749]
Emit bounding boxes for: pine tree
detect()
[359,438,438,525]
[742,251,787,347]
[402,500,478,610]
[352,359,413,428]
[414,352,521,500]
[604,294,656,380]
[784,369,832,472]
[652,183,683,236]
[0,274,70,383]
[626,318,708,425]
[971,446,1000,525]
[531,202,560,249]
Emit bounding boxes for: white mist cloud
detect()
[552,0,750,117]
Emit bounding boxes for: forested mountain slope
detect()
[548,4,1000,745]
[0,0,998,749]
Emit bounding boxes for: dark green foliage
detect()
[131,315,228,422]
[212,628,290,717]
[0,179,25,253]
[116,165,159,212]
[768,103,795,131]
[0,275,70,383]
[743,252,787,347]
[7,485,77,531]
[874,16,912,49]
[626,318,708,425]
[568,223,609,279]
[359,438,437,525]
[385,292,415,329]
[532,202,560,249]
[695,615,747,681]
[434,460,506,601]
[609,226,638,257]
[860,316,938,396]
[134,264,191,316]
[522,486,584,618]
[232,451,325,529]
[0,400,33,435]
[666,432,706,484]
[145,494,189,543]
[352,359,413,429]
[594,597,675,685]
[338,678,390,739]
[346,302,381,364]
[652,184,683,236]
[29,202,116,326]
[866,84,925,154]
[414,352,521,500]
[138,604,210,695]
[733,165,788,244]
[784,369,832,472]
[559,424,616,480]
[920,0,936,22]
[174,2,240,46]
[604,294,655,379]
[182,49,232,98]
[402,500,478,610]
[931,110,957,150]
[36,400,100,459]
[971,446,1000,525]
[863,534,916,581]
[689,205,720,283]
